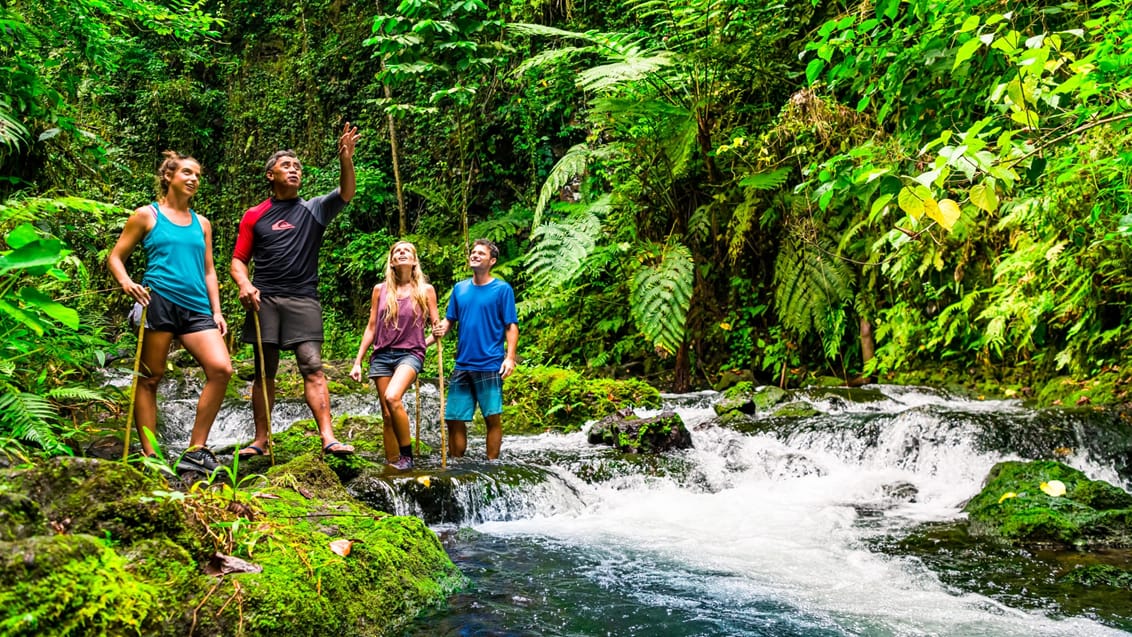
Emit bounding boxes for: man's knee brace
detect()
[294,341,323,377]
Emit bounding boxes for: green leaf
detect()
[970,181,999,212]
[898,185,932,220]
[0,239,65,274]
[19,288,79,330]
[6,224,39,249]
[870,194,893,218]
[953,37,982,70]
[805,58,825,85]
[0,298,45,336]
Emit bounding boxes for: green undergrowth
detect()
[503,365,662,434]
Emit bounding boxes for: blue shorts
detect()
[444,369,503,420]
[367,348,423,378]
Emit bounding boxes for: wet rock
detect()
[964,460,1132,548]
[587,409,693,453]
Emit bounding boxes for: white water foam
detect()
[477,389,1129,636]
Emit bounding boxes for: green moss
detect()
[1059,564,1132,589]
[0,534,159,637]
[503,365,661,433]
[0,454,462,637]
[964,460,1132,547]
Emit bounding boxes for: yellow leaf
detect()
[329,539,353,556]
[898,185,931,220]
[998,492,1018,504]
[1040,480,1066,497]
[929,198,962,231]
[416,476,431,488]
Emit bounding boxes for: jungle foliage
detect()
[1,0,1131,457]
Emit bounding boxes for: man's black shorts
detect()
[241,295,323,349]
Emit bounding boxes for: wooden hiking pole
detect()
[414,377,421,457]
[438,338,446,469]
[253,311,276,465]
[121,305,147,462]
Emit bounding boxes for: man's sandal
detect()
[323,441,355,456]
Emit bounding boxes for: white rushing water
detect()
[468,387,1129,637]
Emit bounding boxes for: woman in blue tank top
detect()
[107,151,233,476]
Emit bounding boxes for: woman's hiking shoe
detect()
[177,447,221,475]
[390,456,414,471]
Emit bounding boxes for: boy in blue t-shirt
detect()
[435,239,519,460]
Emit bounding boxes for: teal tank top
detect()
[141,203,213,316]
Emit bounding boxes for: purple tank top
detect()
[372,286,426,360]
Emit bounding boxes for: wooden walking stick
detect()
[438,338,446,469]
[253,311,276,465]
[414,377,421,457]
[121,305,147,462]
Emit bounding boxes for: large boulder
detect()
[964,460,1132,548]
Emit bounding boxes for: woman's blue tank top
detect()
[141,203,213,316]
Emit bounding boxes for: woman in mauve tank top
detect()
[350,241,439,470]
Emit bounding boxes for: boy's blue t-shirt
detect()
[446,278,518,371]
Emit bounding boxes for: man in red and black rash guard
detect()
[230,122,361,458]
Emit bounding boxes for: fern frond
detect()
[513,45,591,76]
[526,213,601,289]
[0,390,70,456]
[535,144,591,226]
[739,167,792,191]
[773,237,854,355]
[45,385,111,403]
[630,244,694,355]
[577,53,677,93]
[469,207,533,245]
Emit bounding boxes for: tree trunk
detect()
[673,339,691,393]
[375,0,407,234]
[860,318,875,364]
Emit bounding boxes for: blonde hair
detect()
[381,241,430,328]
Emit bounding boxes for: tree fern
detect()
[534,144,592,225]
[525,212,601,290]
[630,243,694,356]
[468,207,533,245]
[773,236,854,358]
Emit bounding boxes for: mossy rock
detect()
[768,401,821,419]
[503,365,661,433]
[964,460,1132,548]
[588,409,692,454]
[226,488,462,636]
[0,492,44,541]
[0,455,462,637]
[0,457,205,559]
[0,533,160,636]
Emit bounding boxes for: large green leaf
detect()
[0,238,65,274]
[19,288,79,329]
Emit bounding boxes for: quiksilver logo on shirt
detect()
[271,220,296,231]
